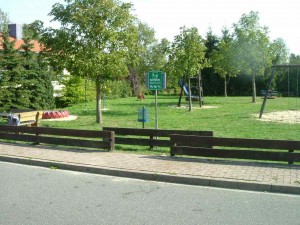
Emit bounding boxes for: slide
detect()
[182,84,190,96]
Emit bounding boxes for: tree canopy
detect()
[168,26,209,110]
[38,0,137,123]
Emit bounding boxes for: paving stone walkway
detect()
[0,143,299,194]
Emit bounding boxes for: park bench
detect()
[170,135,300,164]
[9,111,43,126]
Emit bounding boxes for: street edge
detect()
[0,155,299,195]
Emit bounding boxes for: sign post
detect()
[146,71,166,130]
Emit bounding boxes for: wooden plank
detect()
[0,133,38,143]
[171,146,300,162]
[170,135,300,150]
[103,127,213,137]
[115,137,169,147]
[0,133,111,150]
[0,125,113,139]
[36,136,111,149]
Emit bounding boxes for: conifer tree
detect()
[0,29,22,111]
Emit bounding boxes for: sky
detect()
[1,0,299,55]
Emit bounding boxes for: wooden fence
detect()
[0,125,114,151]
[103,127,213,148]
[170,135,300,164]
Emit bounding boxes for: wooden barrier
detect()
[0,125,114,151]
[170,135,300,164]
[103,127,213,148]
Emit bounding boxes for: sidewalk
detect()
[0,142,299,195]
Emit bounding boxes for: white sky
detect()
[1,0,299,55]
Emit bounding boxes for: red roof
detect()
[0,34,41,53]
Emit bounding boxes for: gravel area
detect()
[258,110,300,124]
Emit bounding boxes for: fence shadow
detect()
[140,154,300,170]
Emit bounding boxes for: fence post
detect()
[109,131,115,151]
[170,135,175,156]
[288,149,294,165]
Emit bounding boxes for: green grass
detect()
[40,95,300,141]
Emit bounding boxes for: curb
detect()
[0,155,299,195]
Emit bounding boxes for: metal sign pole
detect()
[155,90,158,129]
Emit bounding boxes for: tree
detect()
[169,26,208,111]
[0,8,9,32]
[232,11,272,103]
[0,29,23,111]
[127,21,155,96]
[38,0,136,123]
[211,28,238,97]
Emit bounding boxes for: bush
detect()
[104,80,132,99]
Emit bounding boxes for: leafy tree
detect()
[211,28,238,97]
[127,21,155,96]
[202,28,221,96]
[127,22,169,96]
[0,8,9,32]
[168,26,208,111]
[269,38,289,65]
[232,11,272,102]
[38,0,136,123]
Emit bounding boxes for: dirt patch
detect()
[257,110,300,124]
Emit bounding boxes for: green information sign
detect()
[147,71,166,90]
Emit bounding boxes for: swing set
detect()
[259,64,300,118]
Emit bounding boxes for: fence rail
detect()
[103,127,213,148]
[170,135,300,164]
[0,125,114,151]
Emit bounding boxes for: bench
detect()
[170,135,300,164]
[9,111,43,126]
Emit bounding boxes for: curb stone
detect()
[1,155,299,195]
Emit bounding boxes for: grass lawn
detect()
[41,95,300,141]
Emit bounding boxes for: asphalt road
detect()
[0,161,300,225]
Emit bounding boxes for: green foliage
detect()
[39,0,137,123]
[60,76,94,106]
[0,8,9,32]
[168,26,209,110]
[0,30,22,111]
[169,26,208,79]
[0,28,55,111]
[211,28,239,96]
[232,11,272,102]
[103,80,132,99]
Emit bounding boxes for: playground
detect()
[35,95,300,142]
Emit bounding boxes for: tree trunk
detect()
[224,75,227,97]
[198,71,202,107]
[178,86,183,107]
[188,77,192,111]
[96,77,102,124]
[252,71,256,103]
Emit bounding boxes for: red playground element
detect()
[42,110,70,119]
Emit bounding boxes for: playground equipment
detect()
[42,110,69,119]
[178,76,204,105]
[259,64,300,118]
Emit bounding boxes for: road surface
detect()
[0,161,299,225]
